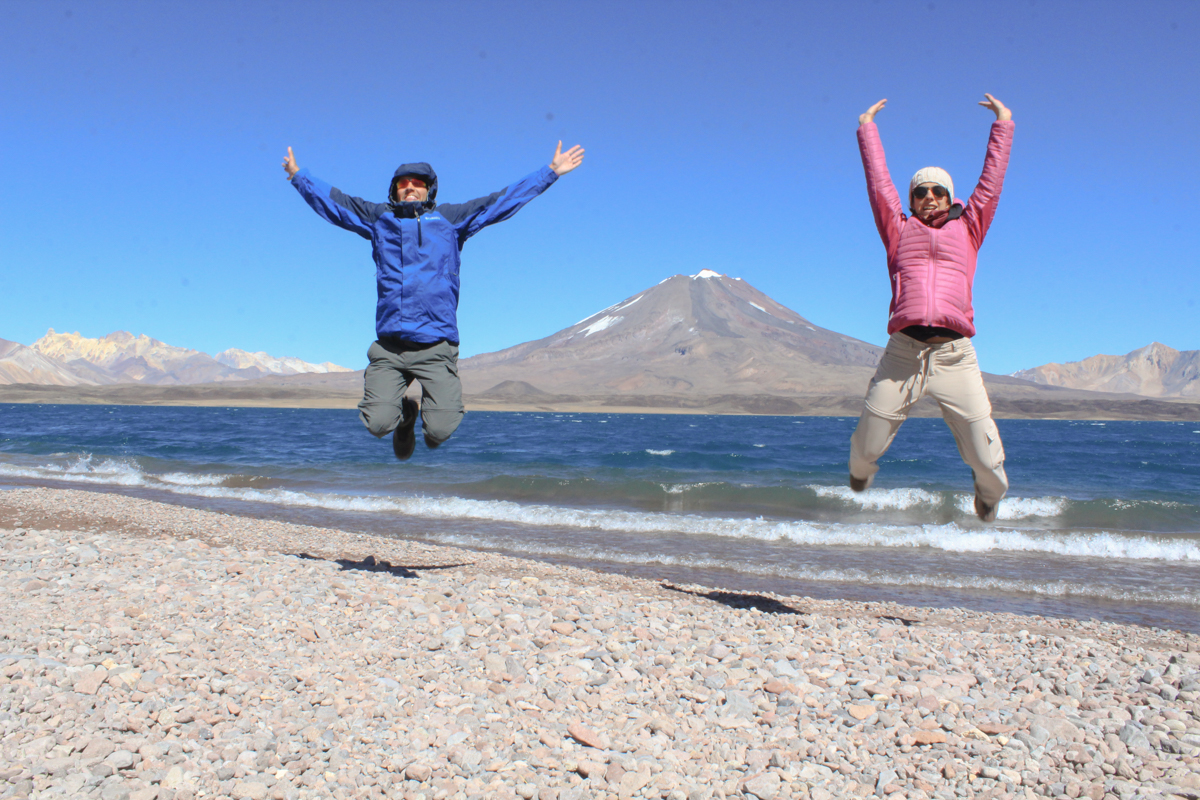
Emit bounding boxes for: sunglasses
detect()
[912,185,948,200]
[394,177,427,190]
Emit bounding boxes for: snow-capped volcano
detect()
[460,270,884,396]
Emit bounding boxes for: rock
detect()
[82,738,117,759]
[405,763,433,781]
[105,750,135,770]
[911,730,947,745]
[231,780,269,800]
[1119,722,1151,751]
[74,667,109,695]
[915,694,940,712]
[567,722,604,749]
[848,704,876,720]
[742,771,782,799]
[1030,714,1083,743]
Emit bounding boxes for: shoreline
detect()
[2,386,1198,421]
[4,487,1200,799]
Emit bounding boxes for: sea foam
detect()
[2,458,1194,562]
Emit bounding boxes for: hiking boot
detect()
[974,494,998,523]
[392,397,419,461]
[849,473,872,492]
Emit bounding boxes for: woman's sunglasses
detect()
[912,185,948,200]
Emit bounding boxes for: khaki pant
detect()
[849,333,1008,505]
[358,339,464,446]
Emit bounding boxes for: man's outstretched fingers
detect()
[550,142,586,176]
[282,146,299,179]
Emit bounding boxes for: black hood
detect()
[388,162,438,218]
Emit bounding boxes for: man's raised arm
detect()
[281,146,382,241]
[440,141,586,241]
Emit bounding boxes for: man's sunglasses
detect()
[912,185,948,200]
[394,177,427,189]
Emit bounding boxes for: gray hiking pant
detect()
[358,339,464,446]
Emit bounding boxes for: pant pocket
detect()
[985,422,1005,469]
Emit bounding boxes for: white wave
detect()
[2,459,1195,562]
[157,472,229,487]
[646,449,675,456]
[423,535,1200,607]
[661,482,718,495]
[955,494,1067,520]
[812,484,941,510]
[0,456,147,487]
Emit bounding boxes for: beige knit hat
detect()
[909,167,954,202]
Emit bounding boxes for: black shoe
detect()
[424,433,443,450]
[849,474,871,492]
[392,397,419,461]
[974,494,998,523]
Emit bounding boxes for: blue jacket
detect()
[291,162,558,344]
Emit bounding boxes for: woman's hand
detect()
[282,146,299,179]
[859,99,887,127]
[979,93,1012,121]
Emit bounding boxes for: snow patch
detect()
[580,316,621,336]
[573,295,642,327]
[691,269,723,279]
[749,302,766,313]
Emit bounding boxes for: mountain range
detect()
[1,274,1196,420]
[1013,342,1200,398]
[0,329,351,387]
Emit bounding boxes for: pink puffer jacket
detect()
[857,120,1014,337]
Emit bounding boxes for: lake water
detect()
[2,404,1198,631]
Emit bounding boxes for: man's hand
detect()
[282,146,299,180]
[549,141,585,176]
[979,93,1012,121]
[859,99,887,127]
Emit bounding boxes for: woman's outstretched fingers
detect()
[979,93,1012,121]
[859,98,887,127]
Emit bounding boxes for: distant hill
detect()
[1014,343,1200,398]
[0,329,351,386]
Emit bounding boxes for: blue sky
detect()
[2,0,1196,375]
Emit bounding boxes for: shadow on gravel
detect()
[297,552,468,579]
[662,583,802,615]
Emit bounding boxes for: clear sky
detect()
[2,0,1196,375]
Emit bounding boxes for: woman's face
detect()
[911,182,950,221]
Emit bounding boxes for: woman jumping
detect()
[849,94,1014,522]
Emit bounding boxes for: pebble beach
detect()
[3,487,1200,800]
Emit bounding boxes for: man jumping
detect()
[282,142,584,459]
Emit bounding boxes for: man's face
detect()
[393,176,429,203]
[911,182,950,222]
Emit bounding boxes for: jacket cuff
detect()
[541,165,559,185]
[291,167,311,185]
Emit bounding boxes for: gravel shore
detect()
[3,486,1200,800]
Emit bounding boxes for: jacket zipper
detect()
[926,228,938,323]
